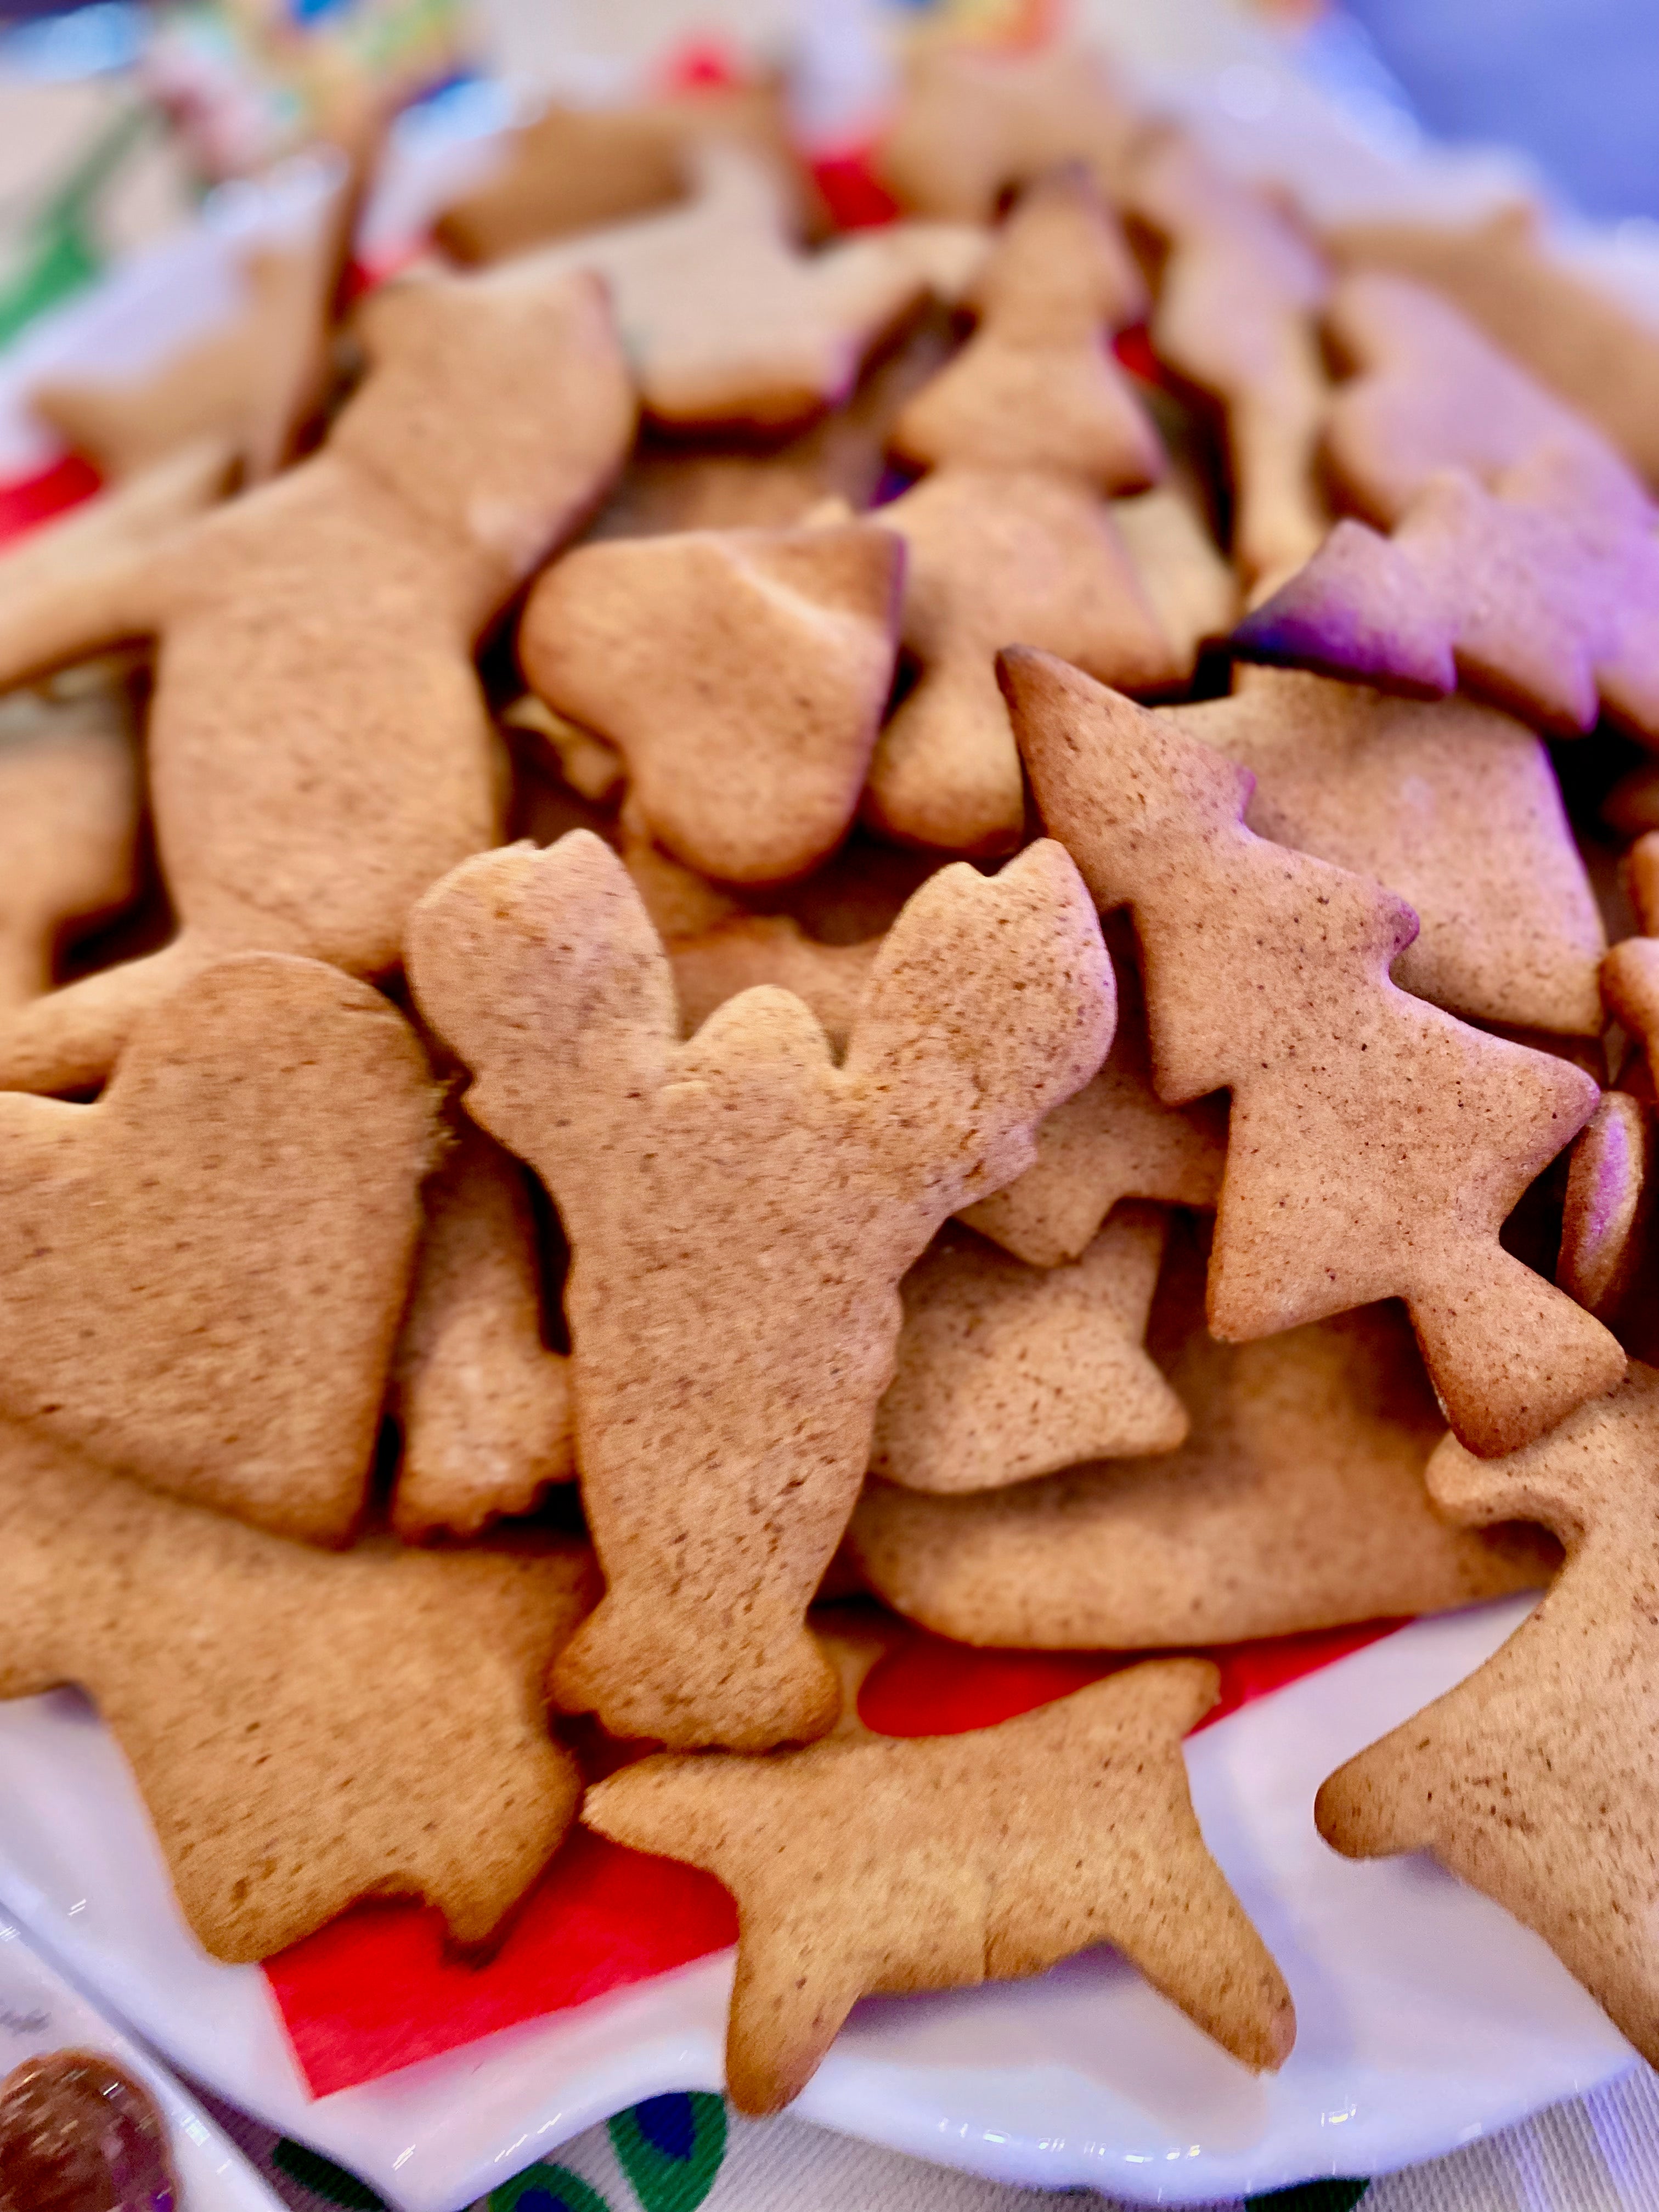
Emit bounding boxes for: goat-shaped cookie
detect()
[1002,648,1623,1457]
[584,1658,1295,2114]
[1316,1365,1659,2067]
[0,264,635,1095]
[407,829,1113,1750]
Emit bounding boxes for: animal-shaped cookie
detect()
[874,43,1144,219]
[0,263,634,1096]
[435,80,802,262]
[960,919,1226,1268]
[888,168,1164,494]
[0,953,436,1542]
[1124,128,1331,594]
[669,917,879,1056]
[519,519,902,884]
[852,1252,1555,1647]
[506,142,952,432]
[407,829,1113,1749]
[0,1420,595,1962]
[33,155,347,482]
[584,1657,1295,2114]
[1325,205,1659,492]
[0,680,140,1010]
[1316,1365,1659,2067]
[871,1207,1186,1493]
[1001,648,1623,1457]
[391,1119,573,1543]
[861,466,1182,856]
[1179,666,1606,1036]
[1233,444,1659,742]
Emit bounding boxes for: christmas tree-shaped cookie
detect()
[1001,648,1623,1455]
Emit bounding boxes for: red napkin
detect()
[266,1615,1401,2097]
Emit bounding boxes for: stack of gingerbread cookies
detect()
[3,33,1658,2119]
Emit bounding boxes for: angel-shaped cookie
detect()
[1001,649,1623,1457]
[584,1658,1295,2114]
[407,829,1113,1750]
[0,262,634,1096]
[1317,1364,1659,2067]
[889,167,1164,493]
[0,1420,595,1962]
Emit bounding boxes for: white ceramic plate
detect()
[0,1907,285,2210]
[0,1595,1637,2212]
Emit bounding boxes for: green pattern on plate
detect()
[609,2092,727,2211]
[272,2136,388,2209]
[490,2160,617,2212]
[0,102,154,348]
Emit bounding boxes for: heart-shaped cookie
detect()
[0,953,438,1542]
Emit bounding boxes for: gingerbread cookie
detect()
[1109,480,1240,678]
[0,953,436,1543]
[960,918,1226,1269]
[1558,1092,1652,1324]
[0,1419,595,1962]
[1125,128,1331,594]
[407,829,1113,1748]
[0,262,634,1095]
[888,168,1165,494]
[0,438,231,625]
[520,518,902,885]
[669,917,879,1055]
[853,1243,1554,1647]
[391,1118,573,1543]
[436,80,804,263]
[1002,648,1623,1456]
[1233,444,1659,742]
[1180,666,1606,1036]
[874,43,1144,219]
[1324,205,1659,492]
[504,142,952,432]
[1316,1365,1659,2069]
[0,679,139,1011]
[871,1207,1186,1493]
[585,1656,1294,2113]
[35,158,348,483]
[862,466,1182,856]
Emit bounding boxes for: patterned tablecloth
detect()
[195,2066,1659,2212]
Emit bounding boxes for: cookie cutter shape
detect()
[407,828,1114,1750]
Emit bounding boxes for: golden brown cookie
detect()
[0,262,634,1096]
[1315,1364,1659,2069]
[519,519,902,885]
[1233,445,1659,742]
[1180,666,1606,1036]
[873,43,1144,219]
[584,1657,1295,2113]
[0,680,140,1009]
[391,1118,573,1543]
[1108,481,1240,677]
[1002,647,1624,1457]
[1558,1091,1652,1323]
[960,919,1226,1268]
[888,168,1164,493]
[851,1276,1554,1647]
[0,1419,595,1962]
[1124,128,1331,594]
[669,917,878,1055]
[1324,205,1659,492]
[503,142,949,432]
[435,80,804,263]
[870,1207,1186,1492]
[407,829,1113,1749]
[0,953,437,1543]
[862,466,1182,856]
